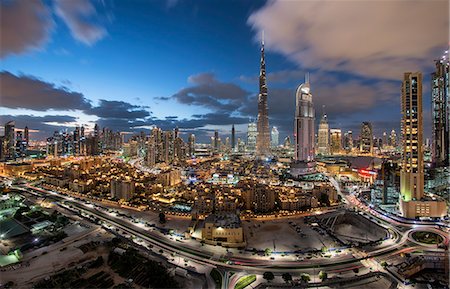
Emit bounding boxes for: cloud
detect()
[248,0,449,80]
[172,72,251,112]
[0,114,78,139]
[0,71,91,111]
[54,0,107,45]
[85,100,151,119]
[0,0,54,58]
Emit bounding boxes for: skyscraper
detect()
[344,131,353,152]
[399,72,447,218]
[330,129,342,155]
[188,134,195,157]
[431,54,449,168]
[294,74,315,162]
[271,126,279,148]
[247,122,257,152]
[214,130,219,151]
[400,72,424,203]
[4,121,15,160]
[231,125,236,151]
[317,112,330,155]
[389,129,397,147]
[360,122,373,154]
[256,32,270,156]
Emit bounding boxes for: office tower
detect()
[231,125,236,151]
[163,131,173,163]
[317,113,330,155]
[214,130,219,151]
[24,126,29,149]
[390,129,397,147]
[247,122,257,152]
[174,127,179,139]
[256,32,270,156]
[294,74,315,162]
[4,121,15,159]
[399,72,446,218]
[271,126,279,148]
[431,54,449,167]
[344,131,353,152]
[15,131,26,158]
[188,134,195,157]
[284,136,291,147]
[330,129,342,155]
[360,122,373,154]
[400,72,424,203]
[146,135,156,167]
[382,132,388,149]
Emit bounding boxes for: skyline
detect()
[1,0,449,142]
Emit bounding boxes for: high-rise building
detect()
[344,130,353,152]
[360,122,373,154]
[431,54,449,168]
[256,33,270,156]
[317,113,330,155]
[382,132,388,149]
[390,129,397,147]
[24,126,29,149]
[214,130,219,151]
[146,135,156,167]
[188,134,195,157]
[271,126,279,148]
[400,72,424,203]
[330,129,342,155]
[294,74,315,162]
[4,121,15,160]
[284,136,291,147]
[247,122,257,152]
[231,125,236,151]
[399,72,447,218]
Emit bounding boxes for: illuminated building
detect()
[256,32,270,156]
[247,121,257,152]
[4,121,15,160]
[431,53,449,168]
[271,126,279,147]
[317,113,330,155]
[344,131,353,152]
[110,178,135,201]
[330,129,342,155]
[231,125,236,151]
[188,134,195,157]
[146,135,156,167]
[400,72,447,218]
[360,122,373,154]
[390,129,397,147]
[294,73,315,162]
[201,212,244,246]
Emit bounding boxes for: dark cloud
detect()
[0,71,91,111]
[85,100,151,119]
[54,0,107,45]
[0,0,54,58]
[0,114,77,139]
[172,72,251,112]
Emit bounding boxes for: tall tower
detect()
[256,32,270,156]
[5,121,15,160]
[271,126,279,148]
[360,122,373,154]
[294,74,315,162]
[231,125,236,151]
[400,72,424,203]
[247,121,257,152]
[317,111,330,155]
[431,52,449,168]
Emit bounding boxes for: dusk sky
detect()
[1,0,449,142]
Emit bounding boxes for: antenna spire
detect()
[262,30,265,46]
[305,72,310,83]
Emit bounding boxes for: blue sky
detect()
[1,0,448,142]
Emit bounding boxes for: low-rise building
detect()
[201,212,245,247]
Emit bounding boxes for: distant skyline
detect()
[1,0,448,142]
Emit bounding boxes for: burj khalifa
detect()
[256,32,270,156]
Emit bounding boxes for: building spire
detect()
[262,30,265,46]
[305,72,310,84]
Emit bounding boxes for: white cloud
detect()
[248,0,449,79]
[54,0,107,45]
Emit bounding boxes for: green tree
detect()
[318,271,327,281]
[264,248,272,256]
[300,273,311,282]
[381,261,388,268]
[263,272,275,282]
[282,273,292,283]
